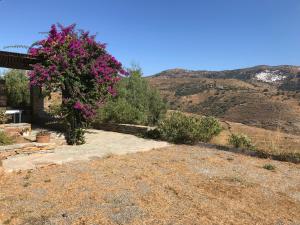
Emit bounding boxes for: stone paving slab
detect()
[2,129,170,172]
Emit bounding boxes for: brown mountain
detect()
[147,65,300,135]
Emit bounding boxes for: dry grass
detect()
[167,110,300,161]
[211,120,300,161]
[0,145,299,224]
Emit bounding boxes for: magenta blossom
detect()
[73,101,84,110]
[28,24,126,144]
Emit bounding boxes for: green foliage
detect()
[228,133,254,150]
[0,131,14,145]
[48,104,64,118]
[99,98,142,124]
[4,70,30,108]
[48,103,87,145]
[144,128,161,140]
[263,164,275,171]
[66,121,86,145]
[0,109,8,124]
[157,112,222,144]
[97,66,167,125]
[198,116,223,142]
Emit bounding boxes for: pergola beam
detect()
[0,50,39,70]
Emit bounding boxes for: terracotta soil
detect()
[0,145,299,225]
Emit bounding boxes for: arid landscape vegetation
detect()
[0,1,300,224]
[0,64,299,224]
[148,65,300,135]
[148,65,300,161]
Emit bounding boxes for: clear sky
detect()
[0,0,299,75]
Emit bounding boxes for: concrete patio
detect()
[2,129,170,172]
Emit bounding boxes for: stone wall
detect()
[92,122,153,136]
[0,123,31,136]
[31,87,62,124]
[0,80,7,107]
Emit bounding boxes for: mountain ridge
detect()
[147,65,300,135]
[150,65,300,81]
[150,65,300,74]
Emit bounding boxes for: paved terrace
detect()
[2,130,170,172]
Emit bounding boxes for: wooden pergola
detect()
[0,50,47,124]
[0,50,40,109]
[0,50,39,70]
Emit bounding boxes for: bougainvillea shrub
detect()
[28,24,126,144]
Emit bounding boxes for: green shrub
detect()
[144,128,161,140]
[97,65,167,125]
[0,131,14,145]
[228,133,254,149]
[0,109,8,124]
[98,98,144,124]
[198,116,223,142]
[4,70,30,108]
[157,112,222,144]
[263,164,275,171]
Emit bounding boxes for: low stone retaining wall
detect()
[0,123,31,136]
[0,143,56,164]
[92,122,153,136]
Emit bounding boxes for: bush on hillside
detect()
[263,163,276,171]
[228,133,254,150]
[97,66,167,125]
[4,70,30,108]
[156,112,222,144]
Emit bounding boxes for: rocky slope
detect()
[147,65,300,134]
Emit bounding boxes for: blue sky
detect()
[0,0,299,75]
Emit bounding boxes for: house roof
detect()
[0,50,39,70]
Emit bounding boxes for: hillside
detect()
[147,65,300,135]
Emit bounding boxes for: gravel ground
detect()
[0,145,299,225]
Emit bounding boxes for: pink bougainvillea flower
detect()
[73,101,84,110]
[28,23,126,144]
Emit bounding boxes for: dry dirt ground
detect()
[0,145,299,225]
